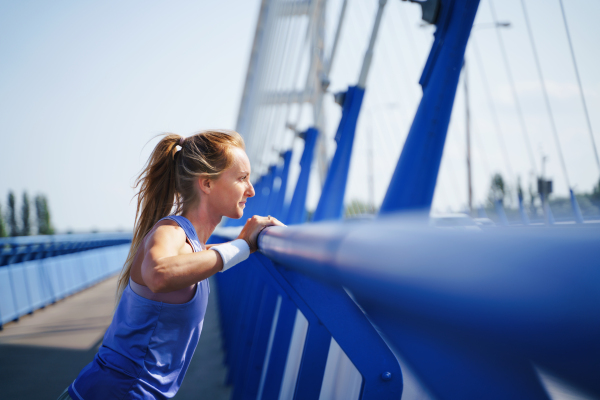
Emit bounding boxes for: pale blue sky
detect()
[1,0,599,232]
[0,0,260,232]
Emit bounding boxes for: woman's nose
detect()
[247,182,255,198]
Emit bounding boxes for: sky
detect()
[0,0,261,232]
[320,0,600,214]
[1,0,599,232]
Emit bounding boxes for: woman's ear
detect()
[198,177,212,195]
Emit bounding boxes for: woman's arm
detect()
[142,215,285,293]
[141,224,223,293]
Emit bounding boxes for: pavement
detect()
[0,275,231,400]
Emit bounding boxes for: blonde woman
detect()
[58,130,283,400]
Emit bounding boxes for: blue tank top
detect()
[69,216,210,400]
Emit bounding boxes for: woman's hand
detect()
[238,215,286,253]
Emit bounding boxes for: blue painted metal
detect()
[272,150,293,221]
[0,241,130,328]
[286,128,319,225]
[293,322,331,398]
[258,216,600,398]
[518,193,530,225]
[258,297,296,400]
[240,285,278,400]
[313,86,365,222]
[256,165,277,217]
[569,189,584,223]
[266,163,284,217]
[379,0,479,214]
[540,193,555,225]
[494,199,509,226]
[214,231,403,399]
[0,233,131,266]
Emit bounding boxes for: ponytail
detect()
[116,134,182,302]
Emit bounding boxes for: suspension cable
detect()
[254,2,296,169]
[558,0,600,172]
[470,37,515,182]
[519,0,572,188]
[488,0,538,177]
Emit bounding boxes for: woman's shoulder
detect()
[144,218,188,249]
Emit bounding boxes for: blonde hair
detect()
[116,130,245,301]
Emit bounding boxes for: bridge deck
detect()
[0,275,231,400]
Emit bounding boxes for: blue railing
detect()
[0,233,132,266]
[0,233,132,328]
[211,229,402,400]
[214,219,600,399]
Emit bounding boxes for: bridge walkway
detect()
[0,275,231,400]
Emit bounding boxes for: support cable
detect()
[488,0,538,176]
[254,2,295,169]
[259,2,301,165]
[470,37,516,181]
[247,1,287,174]
[558,0,600,172]
[284,15,316,150]
[519,0,571,189]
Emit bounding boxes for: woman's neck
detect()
[182,205,221,246]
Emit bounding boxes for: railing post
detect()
[272,150,293,221]
[518,193,530,225]
[313,86,365,222]
[257,165,277,216]
[379,0,477,214]
[286,128,319,225]
[569,189,584,223]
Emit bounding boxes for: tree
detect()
[21,192,31,236]
[487,173,506,206]
[35,194,54,235]
[7,191,19,237]
[591,177,600,205]
[0,202,7,237]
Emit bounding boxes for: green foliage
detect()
[7,191,18,237]
[487,173,507,206]
[35,194,54,235]
[345,199,375,218]
[591,177,600,204]
[21,192,31,236]
[0,202,7,237]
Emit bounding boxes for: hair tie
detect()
[179,137,186,146]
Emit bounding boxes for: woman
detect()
[59,130,283,400]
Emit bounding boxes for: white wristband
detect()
[212,239,250,272]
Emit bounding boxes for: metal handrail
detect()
[256,215,600,398]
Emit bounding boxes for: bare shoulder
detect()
[144,219,188,253]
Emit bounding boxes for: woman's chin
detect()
[229,209,244,219]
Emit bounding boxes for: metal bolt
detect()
[380,372,392,381]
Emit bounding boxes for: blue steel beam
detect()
[256,165,277,217]
[313,86,365,222]
[285,128,318,225]
[379,0,479,214]
[266,163,284,217]
[258,217,600,398]
[272,150,292,221]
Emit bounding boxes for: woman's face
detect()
[208,147,255,219]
